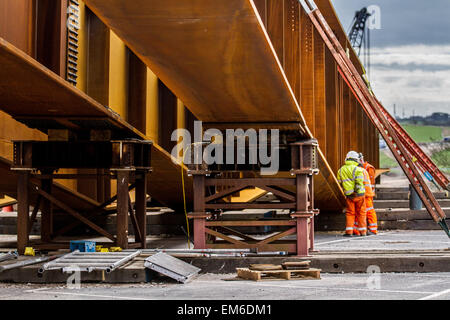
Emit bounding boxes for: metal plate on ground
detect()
[40,250,141,273]
[144,252,201,283]
[0,251,18,263]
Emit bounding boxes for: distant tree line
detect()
[398,112,450,126]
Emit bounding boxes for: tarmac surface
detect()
[0,272,449,300]
[314,230,450,252]
[0,230,449,300]
[0,230,449,252]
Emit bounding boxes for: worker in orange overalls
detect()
[337,151,367,237]
[354,153,378,235]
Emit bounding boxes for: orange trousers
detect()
[346,196,367,235]
[353,196,377,235]
[366,196,377,234]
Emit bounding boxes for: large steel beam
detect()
[284,0,301,101]
[84,0,347,212]
[313,29,326,153]
[17,171,30,255]
[300,8,315,132]
[324,49,339,172]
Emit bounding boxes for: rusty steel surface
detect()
[0,156,101,212]
[84,0,346,211]
[0,37,142,139]
[0,0,361,213]
[85,0,306,125]
[0,36,192,210]
[13,140,152,170]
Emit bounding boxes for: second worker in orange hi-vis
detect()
[359,153,378,235]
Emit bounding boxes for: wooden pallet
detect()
[236,268,321,281]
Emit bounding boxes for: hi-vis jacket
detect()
[363,161,376,195]
[362,169,375,197]
[337,160,366,198]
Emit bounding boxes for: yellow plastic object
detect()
[24,247,35,256]
[100,248,109,253]
[95,245,103,252]
[109,247,122,252]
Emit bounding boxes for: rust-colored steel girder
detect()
[0,37,192,210]
[83,0,346,211]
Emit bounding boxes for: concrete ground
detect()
[0,272,449,300]
[314,230,450,252]
[0,230,448,300]
[2,230,447,252]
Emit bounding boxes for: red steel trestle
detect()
[188,137,320,256]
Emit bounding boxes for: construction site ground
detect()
[0,230,448,289]
[0,272,449,300]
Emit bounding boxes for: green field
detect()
[379,124,450,171]
[401,125,443,143]
[379,151,398,168]
[432,148,450,174]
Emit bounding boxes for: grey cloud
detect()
[406,78,444,89]
[380,76,401,83]
[330,0,450,116]
[371,62,450,72]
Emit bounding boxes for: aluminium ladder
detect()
[298,0,450,237]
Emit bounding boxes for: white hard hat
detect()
[346,151,359,161]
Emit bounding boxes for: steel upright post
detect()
[116,171,130,249]
[40,169,53,242]
[17,171,30,255]
[135,170,148,248]
[193,174,206,249]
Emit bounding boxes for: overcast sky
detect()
[331,0,450,116]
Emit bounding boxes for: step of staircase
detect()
[316,208,450,232]
[374,199,450,209]
[375,189,449,201]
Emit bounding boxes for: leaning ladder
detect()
[375,98,450,191]
[298,0,450,237]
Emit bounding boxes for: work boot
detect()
[343,234,353,237]
[367,231,377,236]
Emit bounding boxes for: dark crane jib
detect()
[348,8,371,55]
[348,7,372,83]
